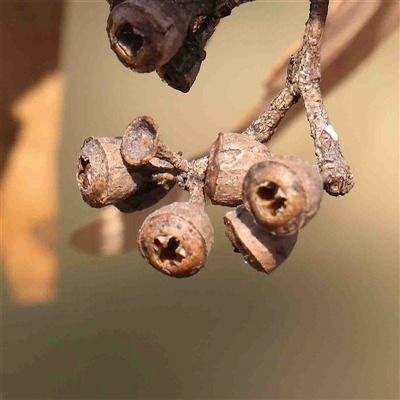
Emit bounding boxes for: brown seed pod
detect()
[205,132,271,206]
[224,206,298,274]
[137,202,214,278]
[242,155,324,235]
[107,0,190,73]
[77,136,148,208]
[121,116,160,167]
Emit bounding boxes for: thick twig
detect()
[295,0,353,195]
[244,0,354,196]
[236,0,399,133]
[243,87,298,142]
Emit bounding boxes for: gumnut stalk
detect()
[242,155,324,235]
[205,132,271,206]
[77,136,148,208]
[224,206,298,274]
[137,202,214,278]
[121,116,160,167]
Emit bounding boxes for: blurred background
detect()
[1,1,399,399]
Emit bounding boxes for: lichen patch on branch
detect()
[324,124,338,141]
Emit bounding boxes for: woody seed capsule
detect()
[224,206,298,274]
[107,0,189,73]
[205,132,271,206]
[121,116,160,167]
[77,136,148,208]
[243,155,324,235]
[137,202,214,278]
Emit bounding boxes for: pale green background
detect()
[2,1,399,399]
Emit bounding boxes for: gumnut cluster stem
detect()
[243,0,354,196]
[76,0,354,278]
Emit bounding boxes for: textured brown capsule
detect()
[77,136,148,208]
[138,202,214,278]
[205,132,271,206]
[121,116,160,167]
[224,206,298,274]
[243,155,324,235]
[107,0,189,73]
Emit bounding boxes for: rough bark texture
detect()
[243,0,354,196]
[243,87,298,143]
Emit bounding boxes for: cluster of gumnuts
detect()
[77,116,324,278]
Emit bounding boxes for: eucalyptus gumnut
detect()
[107,0,189,73]
[77,136,148,208]
[120,116,160,167]
[205,132,271,206]
[137,202,214,278]
[224,206,298,274]
[242,155,324,235]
